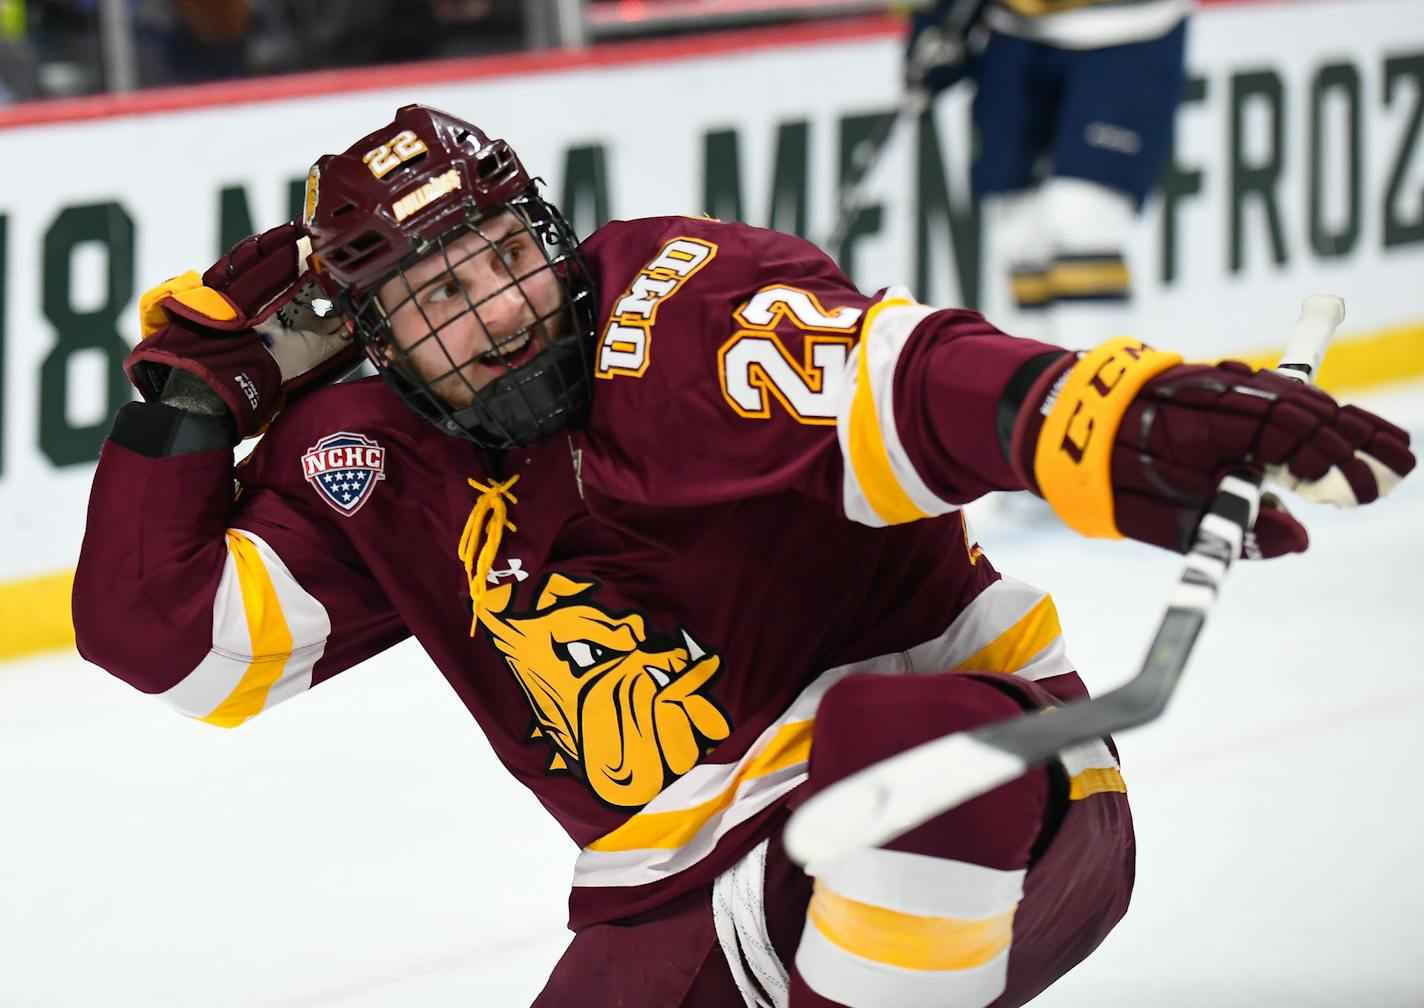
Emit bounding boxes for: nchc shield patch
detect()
[301,432,386,516]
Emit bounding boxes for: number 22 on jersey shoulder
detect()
[719,286,861,425]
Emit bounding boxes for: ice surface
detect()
[3,382,1421,1007]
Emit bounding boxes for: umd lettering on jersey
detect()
[595,237,717,379]
[301,432,387,516]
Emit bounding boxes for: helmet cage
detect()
[341,190,598,450]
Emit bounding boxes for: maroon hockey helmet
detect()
[302,104,597,449]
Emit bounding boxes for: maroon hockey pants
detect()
[533,671,1135,1007]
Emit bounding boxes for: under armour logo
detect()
[487,558,530,584]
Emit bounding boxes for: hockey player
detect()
[908,0,1191,348]
[74,106,1412,1007]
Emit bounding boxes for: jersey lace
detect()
[458,474,520,634]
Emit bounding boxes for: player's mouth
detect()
[475,329,538,369]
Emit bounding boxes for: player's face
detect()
[376,210,568,409]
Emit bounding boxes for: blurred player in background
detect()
[74,105,1411,1006]
[909,0,1191,349]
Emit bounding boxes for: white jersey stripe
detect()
[1011,635,1075,682]
[854,296,958,518]
[158,529,330,727]
[575,762,808,888]
[161,647,249,721]
[904,576,1068,676]
[836,294,959,526]
[837,349,886,528]
[248,531,329,709]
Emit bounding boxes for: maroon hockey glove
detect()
[1011,339,1415,558]
[126,222,361,439]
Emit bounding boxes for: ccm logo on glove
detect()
[1035,338,1183,539]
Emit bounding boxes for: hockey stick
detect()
[821,2,987,256]
[785,295,1346,868]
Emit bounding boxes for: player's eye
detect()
[497,239,529,273]
[424,277,463,305]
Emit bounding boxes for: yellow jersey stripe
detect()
[847,297,931,525]
[587,719,813,853]
[809,883,1016,972]
[200,530,294,728]
[954,593,1062,675]
[1069,766,1128,800]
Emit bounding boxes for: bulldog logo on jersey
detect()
[478,573,731,809]
[301,432,386,516]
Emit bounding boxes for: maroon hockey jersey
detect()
[74,216,1125,930]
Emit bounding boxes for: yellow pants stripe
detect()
[809,882,1016,972]
[1069,766,1127,799]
